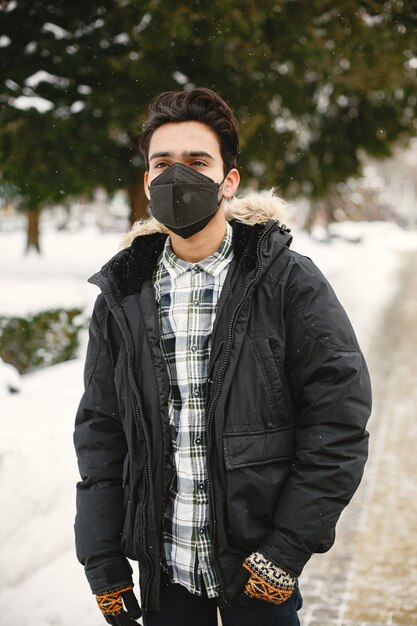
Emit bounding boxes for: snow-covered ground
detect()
[1,218,417,626]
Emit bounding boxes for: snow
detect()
[0,219,416,626]
[0,36,11,48]
[11,95,55,113]
[25,70,71,89]
[0,226,125,316]
[0,357,21,395]
[0,360,103,626]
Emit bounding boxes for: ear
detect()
[222,168,240,199]
[144,171,150,201]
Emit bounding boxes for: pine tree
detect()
[1,1,416,251]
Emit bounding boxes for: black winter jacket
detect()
[74,194,372,612]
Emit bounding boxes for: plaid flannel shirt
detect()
[152,221,233,598]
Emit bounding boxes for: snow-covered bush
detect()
[0,307,85,374]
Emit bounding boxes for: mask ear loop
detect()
[217,172,229,206]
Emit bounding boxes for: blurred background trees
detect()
[1,0,416,251]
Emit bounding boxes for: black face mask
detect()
[149,162,226,239]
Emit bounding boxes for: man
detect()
[74,88,372,626]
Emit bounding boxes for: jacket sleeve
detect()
[259,253,372,577]
[73,294,133,594]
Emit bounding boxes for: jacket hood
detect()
[119,189,289,250]
[90,190,292,301]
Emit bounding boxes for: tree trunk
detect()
[323,193,336,227]
[25,209,41,254]
[127,176,148,226]
[303,202,318,234]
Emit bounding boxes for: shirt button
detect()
[194,389,200,397]
[193,299,199,306]
[198,481,206,491]
[192,265,201,273]
[195,436,202,445]
[191,344,198,353]
[198,526,205,535]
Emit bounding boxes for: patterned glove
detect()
[96,584,142,625]
[241,551,296,605]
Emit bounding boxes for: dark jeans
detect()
[142,569,303,626]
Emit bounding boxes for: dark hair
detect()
[139,87,240,175]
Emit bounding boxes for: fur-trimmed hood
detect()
[90,190,292,300]
[119,189,289,250]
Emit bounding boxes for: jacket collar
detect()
[89,190,292,300]
[160,220,234,279]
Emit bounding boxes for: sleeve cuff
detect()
[243,551,295,590]
[85,557,133,594]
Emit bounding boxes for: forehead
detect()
[148,121,221,157]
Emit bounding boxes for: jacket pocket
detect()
[222,426,295,551]
[223,425,295,470]
[249,334,294,423]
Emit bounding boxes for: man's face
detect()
[144,120,239,200]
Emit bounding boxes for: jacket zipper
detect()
[205,220,278,603]
[127,365,158,607]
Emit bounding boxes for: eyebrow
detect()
[149,150,215,161]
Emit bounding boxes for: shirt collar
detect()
[161,221,234,279]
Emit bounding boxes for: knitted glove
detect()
[96,584,142,625]
[241,551,296,606]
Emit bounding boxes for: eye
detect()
[155,161,169,169]
[190,160,207,167]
